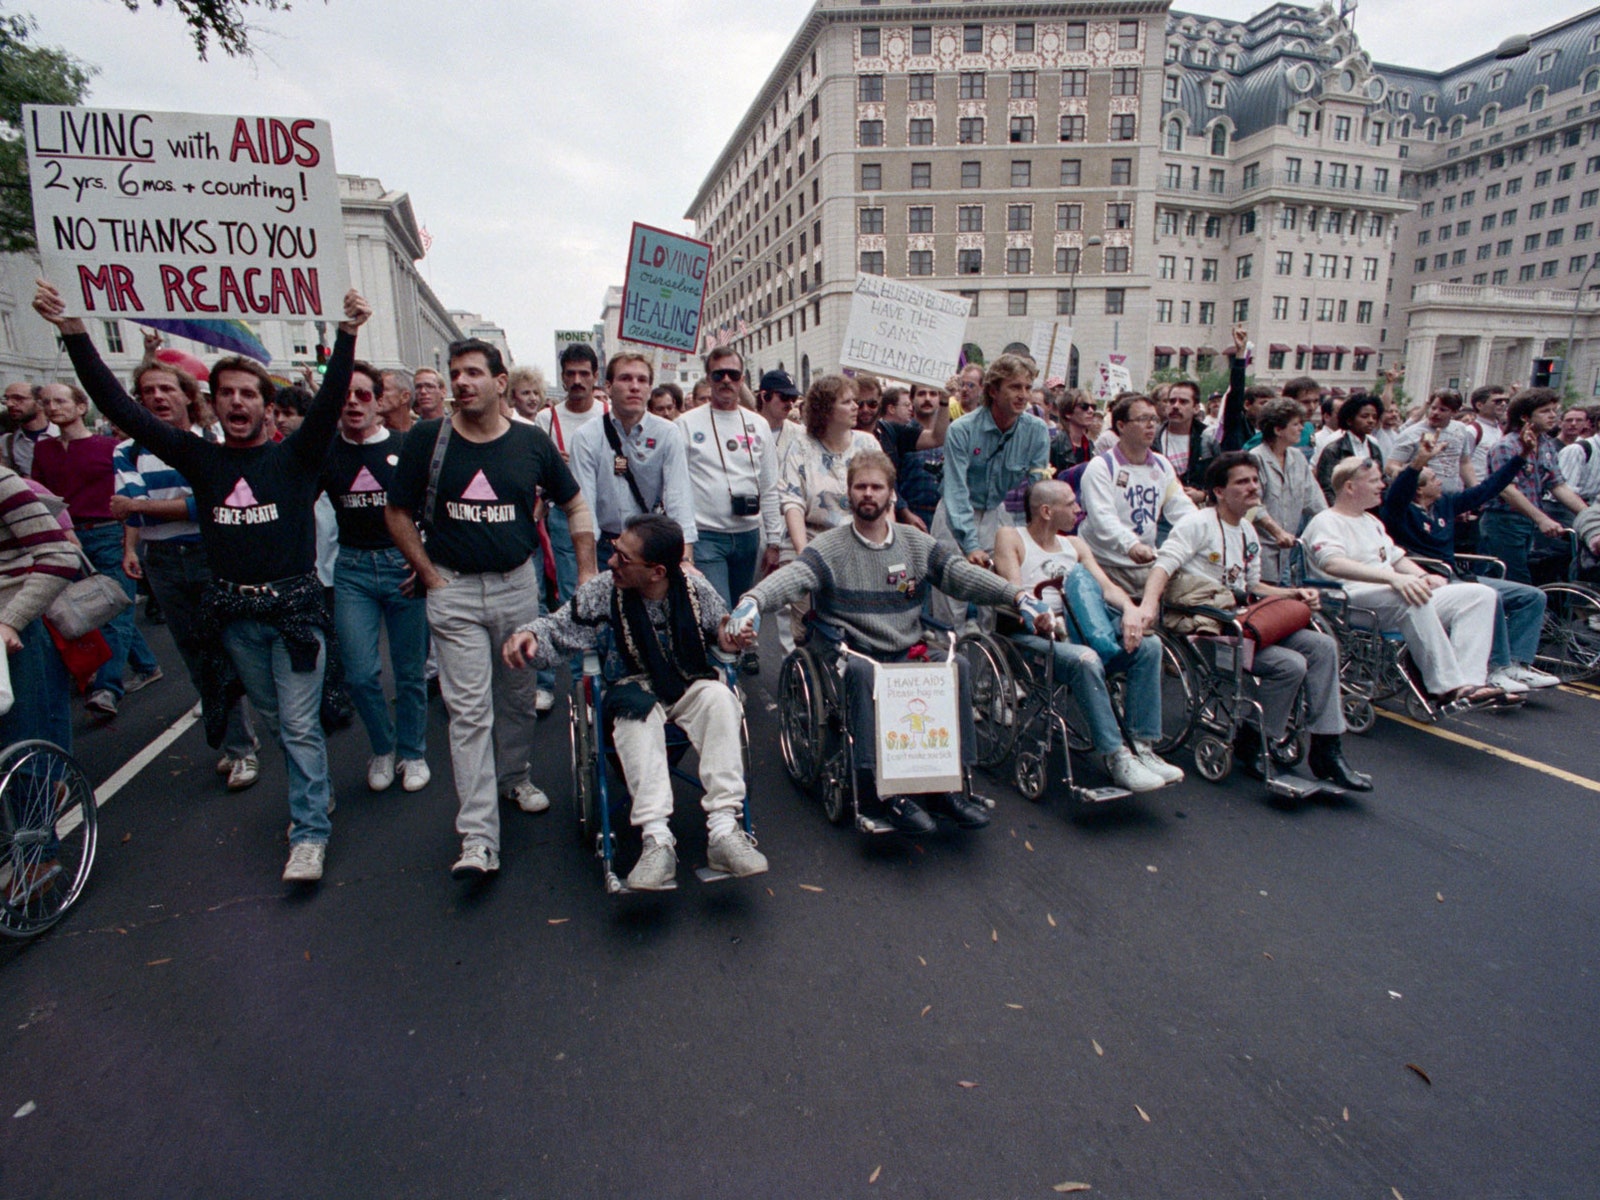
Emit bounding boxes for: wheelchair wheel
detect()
[0,741,97,939]
[1535,584,1600,683]
[1269,692,1310,767]
[568,680,599,844]
[820,768,851,825]
[1342,694,1376,735]
[1013,749,1047,802]
[1153,633,1198,755]
[778,649,832,789]
[958,632,1019,769]
[1192,733,1232,784]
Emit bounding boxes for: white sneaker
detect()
[398,758,431,792]
[1508,664,1561,689]
[1131,741,1185,785]
[1487,668,1530,695]
[626,835,678,890]
[535,688,556,714]
[367,752,396,791]
[1103,747,1166,793]
[707,829,769,878]
[451,843,499,879]
[502,780,550,813]
[226,754,260,792]
[282,842,325,883]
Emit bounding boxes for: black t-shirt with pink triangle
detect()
[321,428,406,550]
[389,417,578,574]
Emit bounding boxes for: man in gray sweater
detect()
[731,451,1051,833]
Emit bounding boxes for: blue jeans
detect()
[1011,631,1163,754]
[78,522,158,698]
[545,504,579,605]
[334,546,429,761]
[1478,509,1540,586]
[222,620,329,844]
[1478,573,1547,668]
[694,528,760,608]
[0,617,72,750]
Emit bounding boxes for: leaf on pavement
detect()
[1047,913,1057,927]
[1436,892,1444,902]
[957,1080,979,1089]
[1405,1063,1432,1086]
[547,918,569,925]
[121,832,131,844]
[917,955,927,966]
[1052,1184,1091,1194]
[991,928,999,943]
[1025,840,1034,851]
[146,958,171,966]
[1092,1040,1103,1056]
[1342,1107,1349,1122]
[1263,952,1274,960]
[1005,1003,1023,1010]
[799,884,825,893]
[1146,864,1158,873]
[869,1166,881,1184]
[920,1005,931,1018]
[1134,1104,1150,1123]
[13,1101,35,1119]
[1392,1190,1405,1200]
[303,950,311,962]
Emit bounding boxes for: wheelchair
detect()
[1533,530,1600,683]
[568,633,751,895]
[954,578,1186,806]
[777,619,987,835]
[0,739,98,939]
[1155,601,1341,802]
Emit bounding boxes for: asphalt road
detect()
[2,613,1598,1199]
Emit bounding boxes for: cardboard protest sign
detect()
[841,274,970,388]
[554,329,600,364]
[1029,321,1074,382]
[873,660,963,795]
[1093,353,1132,402]
[620,222,710,353]
[24,106,350,322]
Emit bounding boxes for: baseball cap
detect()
[759,369,800,398]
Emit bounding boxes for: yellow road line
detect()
[1558,683,1600,701]
[1378,710,1600,795]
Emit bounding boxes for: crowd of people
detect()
[5,284,1599,895]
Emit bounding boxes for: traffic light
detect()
[315,344,330,376]
[1532,356,1562,388]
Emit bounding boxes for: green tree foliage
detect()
[118,0,298,60]
[0,13,95,252]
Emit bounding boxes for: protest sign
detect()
[619,222,710,354]
[24,106,350,321]
[873,660,964,795]
[1029,321,1074,382]
[1093,353,1133,402]
[840,274,970,388]
[554,329,600,365]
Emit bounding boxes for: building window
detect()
[959,117,984,144]
[1007,204,1032,231]
[1272,295,1289,320]
[1106,288,1126,315]
[1156,299,1173,323]
[910,162,931,189]
[960,291,979,316]
[1110,114,1137,141]
[1164,75,1180,101]
[1006,248,1032,274]
[1062,70,1087,98]
[1208,80,1225,106]
[1057,203,1082,231]
[1235,254,1253,279]
[1201,258,1218,282]
[1232,298,1250,322]
[908,250,933,276]
[1159,255,1176,279]
[1112,68,1139,96]
[859,207,884,234]
[1275,250,1293,275]
[1056,290,1076,315]
[1060,158,1082,187]
[959,72,985,99]
[1060,115,1086,142]
[102,320,123,354]
[909,118,933,146]
[961,161,982,188]
[1164,164,1182,188]
[1010,116,1036,143]
[958,249,983,275]
[964,24,983,53]
[861,163,881,190]
[291,324,309,355]
[860,28,880,56]
[859,75,884,102]
[859,120,884,146]
[1065,21,1086,51]
[908,72,934,100]
[1011,71,1036,99]
[860,251,885,275]
[1016,23,1035,52]
[958,205,984,232]
[911,28,932,57]
[1159,210,1179,235]
[1107,202,1131,229]
[908,206,933,233]
[1166,121,1183,152]
[1357,300,1374,323]
[1011,160,1032,187]
[1105,246,1130,272]
[1210,125,1228,156]
[1118,21,1139,50]
[1008,289,1029,315]
[1111,158,1132,186]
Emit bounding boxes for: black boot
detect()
[1233,725,1265,780]
[927,790,991,829]
[1309,734,1373,792]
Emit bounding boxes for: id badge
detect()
[613,455,630,476]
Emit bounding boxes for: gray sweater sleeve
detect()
[742,555,822,615]
[936,554,1020,609]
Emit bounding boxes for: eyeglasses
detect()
[710,368,743,383]
[612,548,644,567]
[348,388,375,401]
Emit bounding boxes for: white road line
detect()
[93,708,200,807]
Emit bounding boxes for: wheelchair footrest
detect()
[855,814,897,836]
[1074,785,1132,805]
[693,866,733,884]
[1266,775,1342,802]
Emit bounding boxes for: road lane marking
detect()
[1558,684,1600,701]
[1378,710,1600,795]
[94,708,200,807]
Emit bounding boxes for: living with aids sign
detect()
[24,106,351,321]
[619,222,711,354]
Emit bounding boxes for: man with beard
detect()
[410,368,447,421]
[1,382,56,475]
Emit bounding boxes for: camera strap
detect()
[602,413,654,515]
[708,405,759,504]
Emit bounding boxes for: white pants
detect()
[611,678,745,838]
[1341,580,1497,695]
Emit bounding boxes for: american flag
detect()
[419,226,434,254]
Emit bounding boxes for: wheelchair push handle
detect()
[1032,575,1070,641]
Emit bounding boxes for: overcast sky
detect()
[25,0,1588,374]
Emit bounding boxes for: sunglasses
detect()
[710,368,744,382]
[349,388,375,401]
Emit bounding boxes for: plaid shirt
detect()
[1484,430,1561,512]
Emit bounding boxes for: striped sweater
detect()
[744,521,1017,657]
[0,467,79,631]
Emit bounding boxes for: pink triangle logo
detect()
[224,478,259,508]
[349,466,382,493]
[460,470,498,502]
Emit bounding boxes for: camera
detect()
[730,493,761,517]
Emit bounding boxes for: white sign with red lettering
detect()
[24,105,350,321]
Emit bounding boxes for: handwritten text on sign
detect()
[25,106,350,321]
[620,222,711,353]
[840,274,971,388]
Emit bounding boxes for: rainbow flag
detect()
[133,318,271,366]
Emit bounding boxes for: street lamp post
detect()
[1562,256,1598,395]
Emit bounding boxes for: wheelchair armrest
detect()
[1164,601,1246,635]
[1408,555,1457,580]
[1454,553,1507,580]
[581,651,602,677]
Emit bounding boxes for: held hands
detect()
[1128,541,1156,565]
[501,630,538,670]
[727,597,761,643]
[338,289,373,335]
